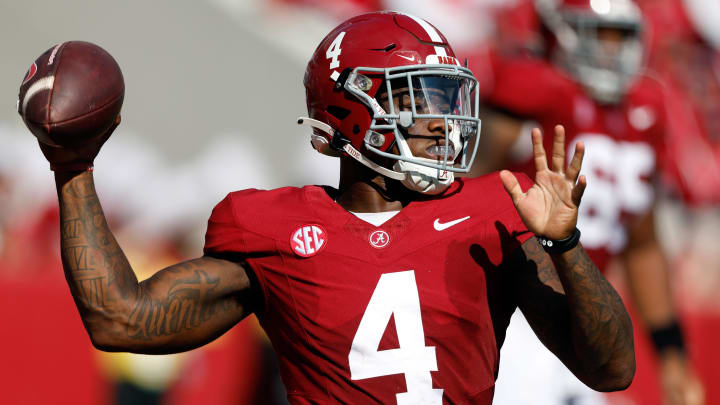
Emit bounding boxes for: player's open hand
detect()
[38,115,120,171]
[660,350,705,405]
[500,125,586,240]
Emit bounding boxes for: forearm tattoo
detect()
[553,245,634,369]
[518,238,634,381]
[59,172,135,313]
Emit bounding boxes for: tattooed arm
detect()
[501,125,635,391]
[55,170,256,354]
[512,237,635,391]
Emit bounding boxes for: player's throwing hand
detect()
[500,125,586,240]
[37,115,120,171]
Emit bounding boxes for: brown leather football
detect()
[17,41,124,147]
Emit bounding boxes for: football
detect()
[17,41,124,147]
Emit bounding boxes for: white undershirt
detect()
[349,210,401,227]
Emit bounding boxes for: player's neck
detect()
[336,159,410,213]
[335,182,405,213]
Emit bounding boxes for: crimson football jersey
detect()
[484,54,666,272]
[204,174,533,404]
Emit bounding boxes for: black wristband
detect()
[536,228,581,254]
[50,162,93,172]
[650,320,686,353]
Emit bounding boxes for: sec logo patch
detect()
[290,224,327,257]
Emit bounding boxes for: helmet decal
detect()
[326,31,346,81]
[425,55,460,65]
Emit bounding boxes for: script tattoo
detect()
[127,270,227,340]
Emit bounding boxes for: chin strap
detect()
[297,117,405,181]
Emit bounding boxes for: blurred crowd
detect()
[1,0,719,404]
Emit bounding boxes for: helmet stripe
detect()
[396,12,448,57]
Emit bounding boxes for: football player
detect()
[476,0,704,404]
[33,11,635,404]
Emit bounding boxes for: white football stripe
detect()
[48,43,63,65]
[22,76,54,116]
[397,12,447,57]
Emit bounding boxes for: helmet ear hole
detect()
[327,106,351,120]
[311,133,342,157]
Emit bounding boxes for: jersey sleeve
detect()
[483,53,566,118]
[203,191,269,257]
[204,193,240,256]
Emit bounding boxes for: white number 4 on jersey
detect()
[348,270,443,405]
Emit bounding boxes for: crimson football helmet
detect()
[299,11,480,194]
[536,0,644,103]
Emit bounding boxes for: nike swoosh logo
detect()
[433,216,471,231]
[397,54,416,62]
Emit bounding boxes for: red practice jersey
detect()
[204,174,533,404]
[484,55,666,271]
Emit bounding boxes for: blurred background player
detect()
[471,0,704,404]
[631,1,720,403]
